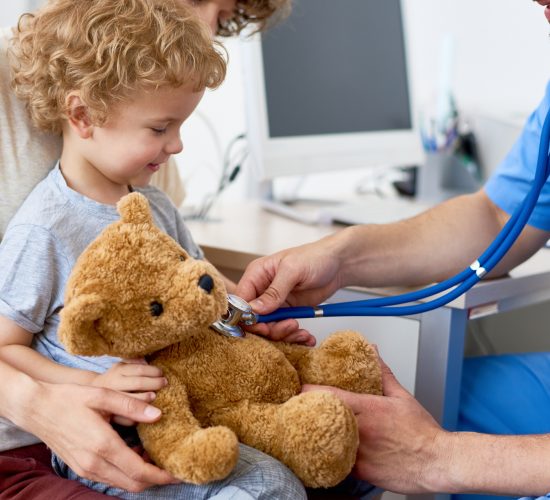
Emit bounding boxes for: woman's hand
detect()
[12,373,178,492]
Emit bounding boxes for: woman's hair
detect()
[218,0,292,37]
[10,0,227,134]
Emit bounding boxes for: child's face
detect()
[84,85,202,188]
[185,0,237,34]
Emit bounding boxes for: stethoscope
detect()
[212,108,550,338]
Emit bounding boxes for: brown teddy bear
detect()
[58,192,382,488]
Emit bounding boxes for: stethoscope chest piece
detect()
[210,294,258,338]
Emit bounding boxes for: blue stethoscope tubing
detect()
[257,109,550,323]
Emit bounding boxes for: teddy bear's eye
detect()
[179,255,186,262]
[150,301,164,317]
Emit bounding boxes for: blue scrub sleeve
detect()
[484,81,550,231]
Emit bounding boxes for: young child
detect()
[0,0,306,498]
[0,0,293,239]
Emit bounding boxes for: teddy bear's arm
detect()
[137,374,239,485]
[273,330,382,394]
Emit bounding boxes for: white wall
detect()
[406,0,550,114]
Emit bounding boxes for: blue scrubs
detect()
[485,81,550,231]
[455,81,550,500]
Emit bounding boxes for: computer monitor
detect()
[242,0,423,187]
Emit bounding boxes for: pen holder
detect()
[417,151,480,203]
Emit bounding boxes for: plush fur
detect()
[58,192,382,488]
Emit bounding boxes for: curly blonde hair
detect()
[218,0,292,37]
[10,0,227,134]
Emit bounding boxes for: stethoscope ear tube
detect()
[258,108,550,322]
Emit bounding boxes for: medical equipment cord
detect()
[256,109,550,322]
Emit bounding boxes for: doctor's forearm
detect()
[439,431,550,496]
[334,190,546,288]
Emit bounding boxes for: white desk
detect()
[186,200,550,430]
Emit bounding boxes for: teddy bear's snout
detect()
[198,274,214,294]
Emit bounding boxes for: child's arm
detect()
[0,314,97,384]
[0,315,166,395]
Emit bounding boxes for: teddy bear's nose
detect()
[198,274,214,294]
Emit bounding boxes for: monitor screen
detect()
[242,0,422,181]
[262,0,411,138]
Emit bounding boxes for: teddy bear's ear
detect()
[58,294,111,356]
[117,192,154,225]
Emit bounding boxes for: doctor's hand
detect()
[236,238,345,345]
[302,357,450,494]
[236,237,344,315]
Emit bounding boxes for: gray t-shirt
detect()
[0,164,203,451]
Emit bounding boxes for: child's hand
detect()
[92,359,167,397]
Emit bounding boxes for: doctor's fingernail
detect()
[250,298,263,310]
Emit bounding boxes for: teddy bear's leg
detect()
[277,330,383,394]
[137,378,239,484]
[210,391,358,488]
[271,391,359,488]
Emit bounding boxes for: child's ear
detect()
[65,92,93,139]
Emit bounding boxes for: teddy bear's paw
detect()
[163,426,239,484]
[308,330,382,395]
[275,391,358,488]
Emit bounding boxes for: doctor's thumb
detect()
[301,384,371,415]
[249,285,287,314]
